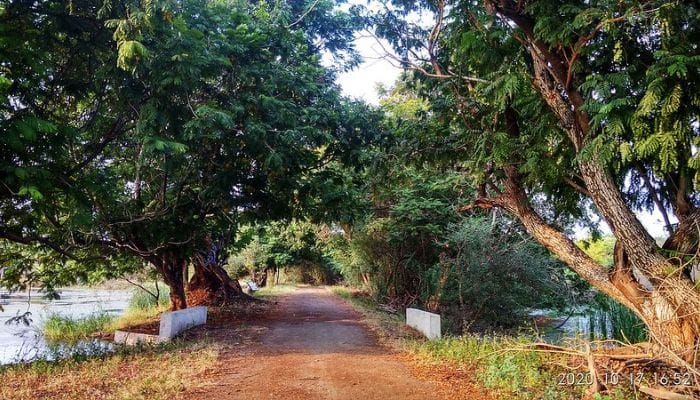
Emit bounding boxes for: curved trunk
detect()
[579,160,700,362]
[493,104,700,364]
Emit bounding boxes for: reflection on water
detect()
[531,308,615,343]
[0,288,130,365]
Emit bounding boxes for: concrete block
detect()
[406,308,441,340]
[159,306,207,341]
[114,330,160,346]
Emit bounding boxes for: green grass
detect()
[331,286,377,310]
[42,284,171,344]
[128,284,170,310]
[43,312,114,345]
[591,295,648,343]
[253,283,300,299]
[409,336,576,399]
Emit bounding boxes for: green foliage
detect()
[577,236,616,268]
[43,312,114,345]
[231,221,341,285]
[0,0,379,297]
[434,218,574,330]
[328,162,577,330]
[591,294,648,343]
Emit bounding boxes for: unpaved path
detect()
[189,287,436,399]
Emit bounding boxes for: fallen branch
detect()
[639,385,695,400]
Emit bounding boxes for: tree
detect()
[377,1,700,364]
[0,0,378,309]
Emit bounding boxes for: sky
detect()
[333,37,672,241]
[335,35,401,105]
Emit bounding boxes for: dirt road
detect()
[190,287,437,399]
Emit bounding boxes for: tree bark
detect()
[150,251,188,311]
[490,102,700,363]
[187,242,247,305]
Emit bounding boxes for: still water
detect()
[0,288,130,365]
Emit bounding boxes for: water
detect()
[0,288,130,365]
[530,308,615,343]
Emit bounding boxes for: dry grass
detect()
[0,343,218,400]
[107,304,168,332]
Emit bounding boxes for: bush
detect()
[433,218,574,331]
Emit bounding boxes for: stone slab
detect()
[159,306,207,341]
[406,308,441,340]
[114,330,161,346]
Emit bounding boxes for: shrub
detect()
[433,218,574,330]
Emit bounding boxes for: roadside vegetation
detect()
[0,342,217,400]
[42,284,171,345]
[333,287,636,400]
[43,313,114,345]
[1,0,699,398]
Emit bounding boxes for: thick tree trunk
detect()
[150,252,188,311]
[187,243,246,306]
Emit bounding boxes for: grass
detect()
[331,286,420,347]
[253,283,302,299]
[42,284,171,344]
[591,295,648,343]
[331,286,636,400]
[0,341,218,400]
[331,286,377,310]
[43,312,115,345]
[107,284,172,331]
[127,284,171,310]
[11,282,221,399]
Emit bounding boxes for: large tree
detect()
[378,0,700,364]
[0,0,378,309]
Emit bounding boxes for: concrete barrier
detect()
[159,306,208,340]
[114,330,161,346]
[406,308,441,340]
[114,306,208,345]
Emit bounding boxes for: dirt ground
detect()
[185,287,488,400]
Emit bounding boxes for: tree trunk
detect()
[493,5,700,362]
[187,243,246,306]
[489,104,700,364]
[151,252,188,311]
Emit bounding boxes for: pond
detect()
[532,306,645,344]
[0,288,131,365]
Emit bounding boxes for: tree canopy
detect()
[374,0,700,363]
[0,0,380,308]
